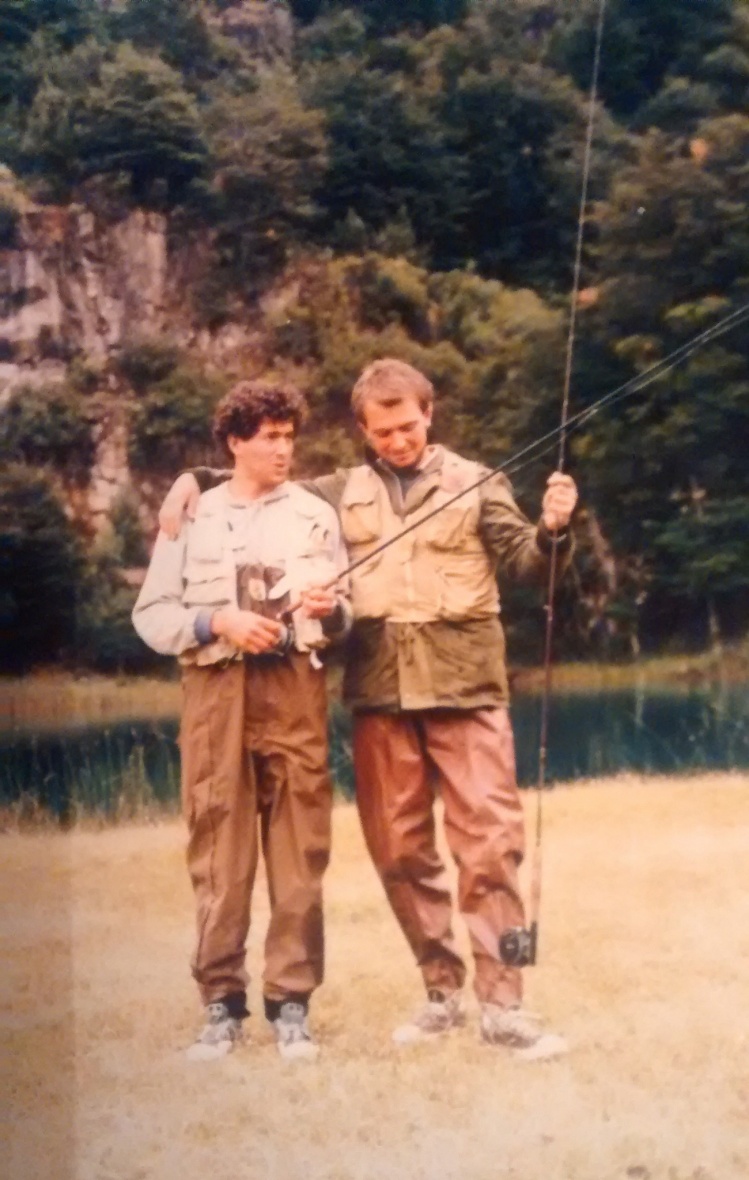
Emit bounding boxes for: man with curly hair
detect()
[133,381,350,1062]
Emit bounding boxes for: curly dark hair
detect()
[213,380,307,455]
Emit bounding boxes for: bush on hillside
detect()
[0,383,96,476]
[116,337,183,394]
[0,464,83,672]
[128,365,226,473]
[23,41,208,203]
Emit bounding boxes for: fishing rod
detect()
[500,0,608,972]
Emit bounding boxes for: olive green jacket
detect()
[193,447,572,712]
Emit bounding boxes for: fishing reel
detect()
[498,922,538,968]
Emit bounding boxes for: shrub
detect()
[75,575,161,674]
[0,167,25,247]
[66,355,104,395]
[0,192,21,248]
[108,491,149,568]
[128,365,226,473]
[116,337,182,394]
[0,383,95,475]
[0,464,83,672]
[355,254,431,340]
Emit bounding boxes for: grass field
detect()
[2,773,749,1180]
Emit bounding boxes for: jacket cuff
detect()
[535,521,572,556]
[194,609,216,645]
[271,622,294,656]
[321,598,352,640]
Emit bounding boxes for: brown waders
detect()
[179,654,332,1010]
[353,706,525,1006]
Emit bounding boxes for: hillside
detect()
[2,0,749,673]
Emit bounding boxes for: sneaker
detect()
[186,1001,244,1062]
[271,1000,319,1061]
[392,990,466,1045]
[479,1003,568,1060]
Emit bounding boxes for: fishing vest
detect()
[339,452,499,623]
[180,482,336,666]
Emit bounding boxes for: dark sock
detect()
[218,991,250,1020]
[264,993,310,1022]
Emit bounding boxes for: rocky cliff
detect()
[1,207,170,386]
[0,201,269,530]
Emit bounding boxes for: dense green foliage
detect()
[2,0,749,665]
[0,381,95,474]
[75,527,161,674]
[0,464,82,671]
[127,362,226,474]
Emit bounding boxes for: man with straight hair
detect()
[160,358,577,1058]
[134,380,350,1061]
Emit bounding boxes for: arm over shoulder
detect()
[189,467,232,494]
[296,468,351,512]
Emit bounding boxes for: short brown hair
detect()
[213,380,307,454]
[350,358,434,422]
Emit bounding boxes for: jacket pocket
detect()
[183,574,230,607]
[186,517,224,563]
[183,516,228,601]
[341,490,382,546]
[422,503,474,551]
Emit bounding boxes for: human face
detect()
[228,418,295,491]
[359,395,433,468]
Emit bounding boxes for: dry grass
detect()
[511,638,749,693]
[2,773,749,1180]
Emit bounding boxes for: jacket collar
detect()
[223,479,291,508]
[368,446,447,516]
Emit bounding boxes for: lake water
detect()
[2,683,748,821]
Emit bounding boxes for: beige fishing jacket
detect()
[133,481,349,666]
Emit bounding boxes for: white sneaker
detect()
[480,1003,568,1060]
[392,990,466,1045]
[271,1000,319,1061]
[186,1001,244,1062]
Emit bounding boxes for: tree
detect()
[23,41,208,202]
[74,517,160,674]
[304,54,460,261]
[128,365,226,474]
[112,0,239,89]
[436,58,616,287]
[0,383,95,475]
[303,15,621,290]
[201,68,328,287]
[553,0,734,121]
[0,464,82,671]
[571,115,749,648]
[0,0,103,107]
[289,0,469,34]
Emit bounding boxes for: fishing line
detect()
[320,295,749,590]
